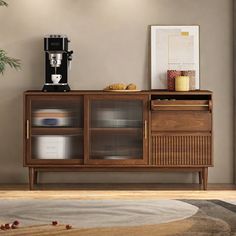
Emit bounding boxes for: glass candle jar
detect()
[175,76,190,91]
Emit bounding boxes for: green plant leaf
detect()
[0,49,21,75]
[0,0,8,7]
[0,1,22,76]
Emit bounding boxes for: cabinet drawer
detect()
[151,134,212,166]
[151,111,211,132]
[151,100,210,111]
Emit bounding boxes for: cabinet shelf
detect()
[90,127,142,133]
[32,156,83,160]
[31,127,83,135]
[90,156,141,160]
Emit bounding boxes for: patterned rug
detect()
[0,199,235,235]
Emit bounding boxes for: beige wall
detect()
[0,0,233,184]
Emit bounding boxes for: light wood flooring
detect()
[0,184,235,200]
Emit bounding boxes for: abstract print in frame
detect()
[151,25,200,90]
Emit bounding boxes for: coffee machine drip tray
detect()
[43,84,70,92]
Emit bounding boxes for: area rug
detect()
[0,199,235,235]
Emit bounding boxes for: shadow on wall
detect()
[21,37,45,89]
[0,37,45,183]
[0,90,27,183]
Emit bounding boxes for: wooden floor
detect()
[0,184,235,200]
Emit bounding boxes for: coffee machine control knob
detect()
[67,51,73,70]
[68,51,73,61]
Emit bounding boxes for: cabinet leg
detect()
[34,171,38,185]
[29,168,36,190]
[202,168,208,190]
[199,171,203,185]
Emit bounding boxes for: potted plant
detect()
[0,0,21,74]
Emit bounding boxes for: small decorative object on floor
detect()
[13,220,19,226]
[11,224,17,229]
[5,223,10,229]
[52,221,58,226]
[175,76,190,91]
[0,220,20,231]
[66,224,72,230]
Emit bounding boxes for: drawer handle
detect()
[144,120,148,139]
[26,120,30,139]
[152,104,209,107]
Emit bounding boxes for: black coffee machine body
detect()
[43,35,73,92]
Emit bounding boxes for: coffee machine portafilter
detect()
[49,53,62,68]
[42,35,73,92]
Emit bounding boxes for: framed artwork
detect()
[151,25,200,90]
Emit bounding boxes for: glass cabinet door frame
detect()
[84,94,149,165]
[24,95,84,166]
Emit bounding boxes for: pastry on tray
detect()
[104,83,137,91]
[104,83,126,90]
[126,83,137,90]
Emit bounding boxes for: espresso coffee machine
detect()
[43,35,73,92]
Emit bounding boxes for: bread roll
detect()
[105,83,126,90]
[126,83,137,90]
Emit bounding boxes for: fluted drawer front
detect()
[151,134,212,166]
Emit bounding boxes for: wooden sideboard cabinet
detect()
[23,90,213,190]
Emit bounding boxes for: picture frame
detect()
[151,25,200,90]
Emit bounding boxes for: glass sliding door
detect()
[26,95,84,164]
[85,95,148,165]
